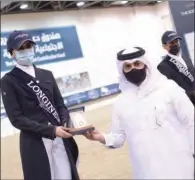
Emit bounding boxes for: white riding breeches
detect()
[42,137,78,180]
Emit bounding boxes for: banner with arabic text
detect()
[1,26,83,72]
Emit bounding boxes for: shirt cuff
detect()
[102,133,115,147]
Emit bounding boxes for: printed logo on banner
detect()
[1,26,83,72]
[65,92,88,106]
[100,87,111,97]
[87,89,100,100]
[63,84,120,107]
[107,84,120,94]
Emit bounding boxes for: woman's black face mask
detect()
[123,66,147,86]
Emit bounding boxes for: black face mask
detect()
[169,44,180,55]
[123,68,146,86]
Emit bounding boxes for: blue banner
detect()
[168,1,194,68]
[1,26,83,72]
[64,83,120,107]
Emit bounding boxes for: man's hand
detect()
[85,130,105,144]
[55,126,72,138]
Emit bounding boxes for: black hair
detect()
[8,49,13,56]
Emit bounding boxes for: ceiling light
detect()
[20,3,28,9]
[111,1,128,5]
[121,1,128,4]
[157,1,162,3]
[76,2,85,7]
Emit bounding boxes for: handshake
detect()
[55,126,105,143]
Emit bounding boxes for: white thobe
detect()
[103,79,194,179]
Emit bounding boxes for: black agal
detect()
[117,47,146,61]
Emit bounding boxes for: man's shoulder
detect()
[160,54,172,63]
[165,79,186,99]
[157,55,171,69]
[158,54,181,69]
[111,93,124,107]
[113,91,135,107]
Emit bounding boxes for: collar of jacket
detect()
[167,53,188,68]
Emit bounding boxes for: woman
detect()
[1,30,79,180]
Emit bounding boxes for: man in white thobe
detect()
[86,47,194,179]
